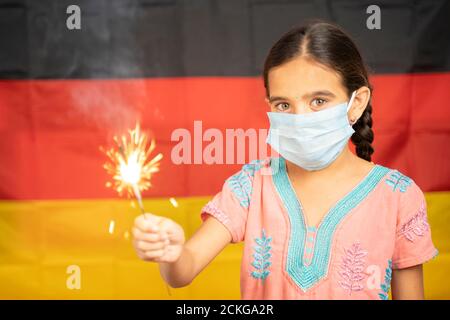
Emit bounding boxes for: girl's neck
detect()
[285,146,365,183]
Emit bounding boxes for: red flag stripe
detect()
[0,73,449,200]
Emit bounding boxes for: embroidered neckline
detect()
[271,156,390,292]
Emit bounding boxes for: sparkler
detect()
[103,123,162,213]
[102,123,172,296]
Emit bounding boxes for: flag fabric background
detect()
[0,0,449,299]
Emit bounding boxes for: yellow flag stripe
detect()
[0,193,448,299]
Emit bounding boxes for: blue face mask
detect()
[266,91,357,171]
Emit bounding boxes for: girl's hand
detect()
[132,213,185,263]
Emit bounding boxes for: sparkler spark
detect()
[109,220,115,234]
[102,123,163,212]
[169,197,178,208]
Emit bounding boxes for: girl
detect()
[132,22,438,299]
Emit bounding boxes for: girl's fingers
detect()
[134,239,168,251]
[144,249,165,259]
[143,212,162,222]
[134,213,163,233]
[132,227,165,243]
[158,218,177,238]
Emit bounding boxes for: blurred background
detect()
[0,0,449,299]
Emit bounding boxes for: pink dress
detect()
[200,157,438,299]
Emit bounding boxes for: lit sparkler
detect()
[101,123,172,296]
[102,123,162,213]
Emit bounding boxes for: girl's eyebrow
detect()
[305,90,336,98]
[268,90,336,104]
[268,96,288,104]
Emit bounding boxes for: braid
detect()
[350,101,374,162]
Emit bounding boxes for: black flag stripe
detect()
[0,0,449,79]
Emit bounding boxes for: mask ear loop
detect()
[346,90,357,126]
[346,90,357,112]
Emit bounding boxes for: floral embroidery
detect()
[339,242,368,295]
[385,170,412,193]
[251,229,272,284]
[201,201,231,225]
[398,199,429,242]
[227,159,266,208]
[379,259,392,300]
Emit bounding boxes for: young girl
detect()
[132,22,438,300]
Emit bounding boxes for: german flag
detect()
[0,0,449,299]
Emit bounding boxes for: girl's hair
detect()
[263,21,374,162]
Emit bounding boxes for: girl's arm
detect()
[159,215,232,288]
[133,212,232,288]
[391,264,424,300]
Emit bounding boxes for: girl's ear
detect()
[350,86,371,119]
[265,97,272,109]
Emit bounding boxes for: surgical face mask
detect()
[266,91,357,171]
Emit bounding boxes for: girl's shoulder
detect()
[376,165,437,269]
[225,158,273,182]
[375,163,423,196]
[223,158,273,209]
[375,164,427,224]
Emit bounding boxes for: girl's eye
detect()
[275,103,290,112]
[311,98,327,107]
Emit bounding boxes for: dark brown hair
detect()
[263,21,374,162]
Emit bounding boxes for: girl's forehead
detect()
[268,56,344,97]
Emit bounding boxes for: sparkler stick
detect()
[102,123,172,296]
[132,184,145,214]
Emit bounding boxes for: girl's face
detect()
[265,56,349,114]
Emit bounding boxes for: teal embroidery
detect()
[250,229,272,283]
[271,157,390,291]
[432,249,439,260]
[379,259,393,300]
[227,159,265,208]
[385,170,412,193]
